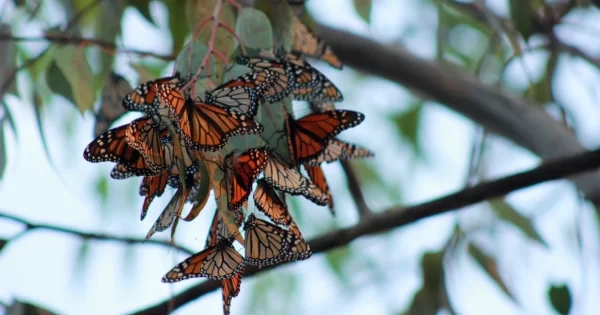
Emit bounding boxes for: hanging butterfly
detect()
[305,138,374,166]
[83,124,160,177]
[139,171,169,221]
[145,187,189,240]
[161,236,244,281]
[204,70,277,116]
[122,72,187,114]
[263,151,327,206]
[125,117,173,173]
[304,164,333,212]
[243,213,291,267]
[204,210,245,315]
[253,179,302,237]
[94,72,131,137]
[156,84,264,151]
[224,148,270,213]
[290,14,343,69]
[285,110,365,164]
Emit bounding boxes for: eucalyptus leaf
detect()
[509,0,534,41]
[392,104,423,157]
[353,0,372,24]
[0,120,6,180]
[548,284,571,315]
[235,7,273,50]
[53,46,95,114]
[165,0,189,55]
[130,0,155,26]
[468,243,516,302]
[0,23,16,95]
[6,299,58,315]
[0,239,8,252]
[46,61,74,102]
[489,198,547,247]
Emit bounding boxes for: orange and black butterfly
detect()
[204,70,277,116]
[253,179,302,237]
[145,187,189,240]
[83,124,159,177]
[156,84,264,151]
[122,72,187,114]
[224,148,270,213]
[161,235,244,281]
[138,171,169,221]
[125,117,173,173]
[285,110,365,164]
[263,151,327,206]
[306,138,374,166]
[243,213,291,267]
[205,211,245,315]
[290,15,343,69]
[304,164,333,211]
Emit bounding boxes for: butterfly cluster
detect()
[83,8,373,315]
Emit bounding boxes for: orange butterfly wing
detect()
[253,179,301,237]
[138,171,169,220]
[304,164,333,211]
[226,148,269,212]
[222,269,243,315]
[286,110,365,164]
[125,117,172,172]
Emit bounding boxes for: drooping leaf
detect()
[489,198,547,247]
[46,61,74,102]
[255,0,293,49]
[548,284,571,315]
[0,23,16,95]
[33,93,54,170]
[6,299,58,315]
[53,46,95,114]
[73,238,90,280]
[392,103,423,157]
[0,119,6,180]
[93,1,125,80]
[130,0,155,26]
[509,0,534,41]
[175,40,216,91]
[95,175,109,207]
[94,72,131,137]
[353,0,372,24]
[526,50,558,105]
[468,243,516,302]
[0,239,8,252]
[235,7,273,50]
[324,246,352,286]
[129,63,161,84]
[182,159,212,221]
[165,0,189,55]
[405,251,455,315]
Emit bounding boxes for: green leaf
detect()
[509,0,534,41]
[165,0,188,55]
[392,104,423,157]
[489,198,547,247]
[0,239,8,252]
[53,46,95,114]
[353,161,402,202]
[468,243,516,302]
[526,50,558,105]
[95,175,109,206]
[405,251,456,315]
[548,284,571,315]
[0,23,16,95]
[324,246,352,286]
[353,0,372,24]
[46,61,74,102]
[33,93,53,170]
[175,40,216,90]
[130,0,155,26]
[235,7,273,50]
[0,119,6,180]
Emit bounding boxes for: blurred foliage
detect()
[5,299,58,315]
[0,239,7,252]
[489,198,547,247]
[391,102,424,159]
[353,0,372,24]
[467,243,516,302]
[548,283,572,315]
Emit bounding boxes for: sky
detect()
[1,0,600,314]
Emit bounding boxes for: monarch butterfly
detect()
[224,148,269,213]
[122,72,187,114]
[263,151,327,206]
[222,269,243,315]
[94,72,131,137]
[235,52,318,103]
[156,84,264,151]
[243,213,291,267]
[145,187,188,240]
[305,138,374,166]
[304,164,333,211]
[161,235,244,281]
[139,171,169,221]
[285,110,365,164]
[205,211,245,315]
[290,14,343,69]
[83,124,159,177]
[204,70,277,116]
[253,179,302,237]
[285,231,312,261]
[125,117,173,173]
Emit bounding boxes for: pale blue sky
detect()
[1,0,600,314]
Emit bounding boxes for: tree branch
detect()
[0,212,194,255]
[0,33,176,60]
[340,160,371,218]
[316,25,600,205]
[131,147,600,315]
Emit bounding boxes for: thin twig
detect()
[0,33,176,60]
[340,160,371,218]
[0,212,195,255]
[132,147,600,315]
